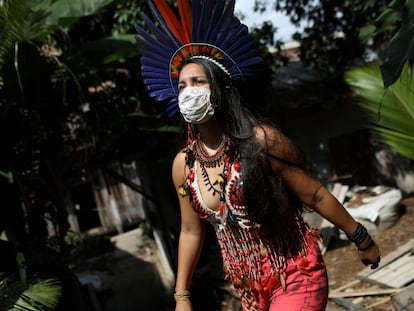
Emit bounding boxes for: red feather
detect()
[153,0,185,43]
[178,0,192,44]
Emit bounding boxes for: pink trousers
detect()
[238,234,329,311]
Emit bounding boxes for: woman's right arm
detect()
[172,151,206,311]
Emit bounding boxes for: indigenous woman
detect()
[135,1,381,310]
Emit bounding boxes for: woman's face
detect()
[177,63,215,124]
[178,63,210,93]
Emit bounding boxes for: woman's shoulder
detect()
[172,148,188,184]
[172,148,187,169]
[252,124,287,146]
[253,124,303,165]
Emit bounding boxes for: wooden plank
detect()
[391,283,414,311]
[329,288,401,299]
[357,239,413,280]
[331,298,369,311]
[385,258,414,288]
[330,279,361,294]
[365,253,411,282]
[367,253,414,288]
[366,297,391,309]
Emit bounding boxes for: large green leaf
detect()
[49,0,114,18]
[0,0,52,41]
[0,0,117,68]
[0,0,119,94]
[379,0,414,87]
[45,0,116,28]
[0,0,51,70]
[346,61,414,160]
[69,35,139,67]
[0,273,62,311]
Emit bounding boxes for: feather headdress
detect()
[135,0,263,116]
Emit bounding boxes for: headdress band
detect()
[135,0,263,116]
[170,43,232,79]
[189,55,231,77]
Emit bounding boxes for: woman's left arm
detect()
[256,125,381,269]
[281,166,380,269]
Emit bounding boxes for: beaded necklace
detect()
[194,134,227,168]
[178,133,232,210]
[194,134,229,197]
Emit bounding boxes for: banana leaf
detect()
[346,60,414,160]
[380,0,414,87]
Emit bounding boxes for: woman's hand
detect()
[357,237,381,269]
[175,299,193,311]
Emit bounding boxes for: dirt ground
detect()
[323,196,414,310]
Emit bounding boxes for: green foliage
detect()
[0,1,181,310]
[0,0,50,49]
[250,21,289,73]
[48,0,114,19]
[0,170,13,183]
[32,0,116,30]
[260,0,388,74]
[64,232,115,259]
[138,221,153,246]
[0,0,116,69]
[0,273,62,311]
[0,0,49,87]
[379,0,414,87]
[360,0,414,87]
[112,0,147,36]
[0,1,161,309]
[346,61,414,160]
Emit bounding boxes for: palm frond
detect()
[14,278,62,311]
[346,61,414,160]
[0,0,52,86]
[0,273,62,311]
[0,0,117,71]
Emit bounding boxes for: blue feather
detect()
[144,81,170,93]
[147,1,182,45]
[141,71,168,79]
[192,0,201,40]
[194,0,212,41]
[219,24,247,49]
[203,0,225,42]
[141,52,172,67]
[230,48,261,64]
[135,24,158,44]
[227,39,257,59]
[208,9,234,45]
[143,15,181,50]
[238,57,263,67]
[151,89,175,101]
[141,66,169,76]
[165,99,179,116]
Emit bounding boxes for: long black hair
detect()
[180,58,306,256]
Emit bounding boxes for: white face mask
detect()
[178,86,214,124]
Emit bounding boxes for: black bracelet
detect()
[358,237,376,251]
[347,223,368,247]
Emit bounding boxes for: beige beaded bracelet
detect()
[174,290,191,302]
